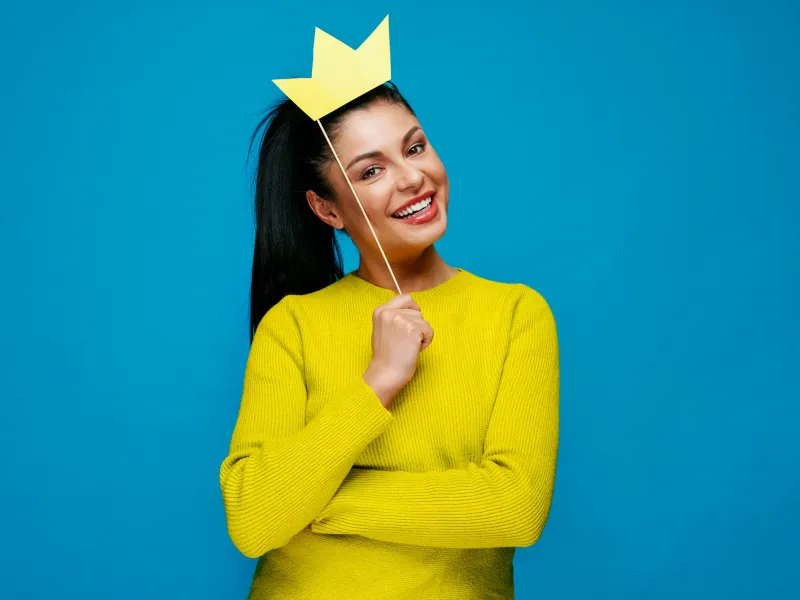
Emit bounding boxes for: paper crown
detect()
[272,16,391,121]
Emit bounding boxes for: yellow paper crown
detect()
[272,16,391,121]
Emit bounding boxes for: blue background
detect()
[2,1,798,598]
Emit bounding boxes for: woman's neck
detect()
[354,247,458,294]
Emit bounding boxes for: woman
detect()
[219,82,560,599]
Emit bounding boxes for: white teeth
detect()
[393,195,432,218]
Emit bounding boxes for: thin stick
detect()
[316,119,402,295]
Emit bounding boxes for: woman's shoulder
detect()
[464,274,557,350]
[464,269,554,314]
[269,278,370,327]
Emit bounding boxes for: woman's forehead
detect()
[337,103,420,148]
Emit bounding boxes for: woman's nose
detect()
[395,163,424,191]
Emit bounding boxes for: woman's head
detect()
[246,83,448,340]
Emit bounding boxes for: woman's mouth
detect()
[390,193,438,225]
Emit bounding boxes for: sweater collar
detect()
[338,267,472,305]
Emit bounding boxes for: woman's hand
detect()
[362,293,434,407]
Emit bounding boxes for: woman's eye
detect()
[408,143,425,155]
[361,166,380,180]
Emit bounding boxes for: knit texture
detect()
[219,267,560,599]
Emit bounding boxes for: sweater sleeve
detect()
[310,288,559,548]
[219,296,395,558]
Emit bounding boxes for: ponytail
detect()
[245,82,414,342]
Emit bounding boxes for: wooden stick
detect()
[316,119,402,295]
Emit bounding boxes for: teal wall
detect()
[2,1,798,597]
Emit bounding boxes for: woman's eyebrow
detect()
[401,125,421,146]
[345,126,422,171]
[346,150,381,171]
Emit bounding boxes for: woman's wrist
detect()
[362,363,403,407]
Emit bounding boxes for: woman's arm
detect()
[311,288,559,548]
[219,297,394,558]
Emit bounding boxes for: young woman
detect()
[219,82,560,599]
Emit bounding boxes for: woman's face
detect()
[308,100,449,261]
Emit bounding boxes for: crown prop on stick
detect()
[272,16,403,294]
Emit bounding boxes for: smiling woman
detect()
[219,81,560,600]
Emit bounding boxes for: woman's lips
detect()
[392,190,436,214]
[391,194,438,225]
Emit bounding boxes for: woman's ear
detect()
[305,189,344,230]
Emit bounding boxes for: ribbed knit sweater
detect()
[219,267,560,599]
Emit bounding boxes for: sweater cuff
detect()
[316,375,395,448]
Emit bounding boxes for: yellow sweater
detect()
[219,267,560,599]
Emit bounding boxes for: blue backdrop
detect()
[2,1,798,598]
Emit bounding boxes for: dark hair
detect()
[245,82,415,342]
